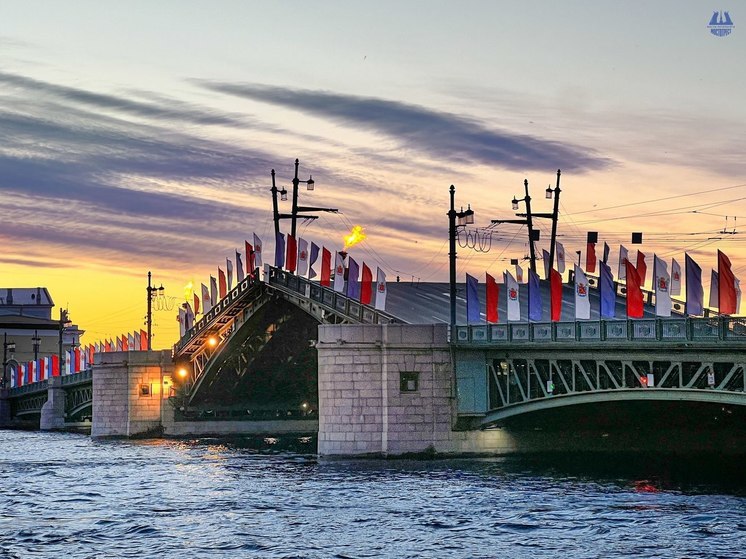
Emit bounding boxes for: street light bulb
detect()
[511,197,519,210]
[208,337,218,347]
[306,175,314,190]
[465,205,475,225]
[545,186,553,199]
[280,189,288,201]
[177,368,188,379]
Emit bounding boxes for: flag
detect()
[737,278,742,315]
[140,329,149,351]
[542,249,550,279]
[274,232,285,269]
[245,241,254,275]
[685,254,703,316]
[210,276,217,306]
[709,270,719,309]
[556,242,566,274]
[505,271,520,321]
[374,267,387,310]
[126,334,133,351]
[625,259,644,318]
[178,307,186,337]
[599,261,616,319]
[528,269,542,321]
[253,233,263,268]
[226,258,233,290]
[333,252,345,293]
[104,339,111,352]
[574,264,591,319]
[51,354,60,377]
[347,257,360,300]
[466,273,480,324]
[636,251,647,287]
[202,283,212,314]
[308,242,320,279]
[361,262,373,305]
[184,302,195,331]
[74,347,82,371]
[236,251,245,282]
[603,242,610,264]
[321,247,332,287]
[670,258,681,296]
[718,250,737,314]
[515,263,524,283]
[618,245,628,280]
[550,268,562,321]
[654,255,672,317]
[297,237,309,277]
[133,331,141,351]
[194,293,200,315]
[286,234,297,273]
[218,268,227,299]
[486,273,499,323]
[586,242,596,273]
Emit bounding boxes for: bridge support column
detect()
[40,376,66,430]
[0,389,11,426]
[91,350,173,438]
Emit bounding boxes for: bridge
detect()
[3,261,745,457]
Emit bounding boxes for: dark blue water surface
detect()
[1,430,744,558]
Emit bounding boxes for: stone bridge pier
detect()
[316,323,516,456]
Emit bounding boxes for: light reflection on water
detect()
[0,430,744,558]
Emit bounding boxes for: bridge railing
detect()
[174,271,263,355]
[454,317,746,344]
[267,267,401,325]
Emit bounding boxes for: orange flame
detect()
[343,225,367,250]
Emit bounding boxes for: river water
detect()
[0,430,744,558]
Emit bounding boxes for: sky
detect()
[1,1,744,347]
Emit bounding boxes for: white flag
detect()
[253,233,263,268]
[670,258,682,296]
[374,267,387,310]
[505,270,521,321]
[574,264,591,319]
[618,245,628,280]
[736,278,742,315]
[297,238,309,277]
[333,252,345,293]
[226,258,234,290]
[709,270,719,309]
[133,331,141,351]
[178,307,186,337]
[654,255,672,317]
[201,283,212,314]
[556,242,566,274]
[515,263,524,283]
[128,332,135,351]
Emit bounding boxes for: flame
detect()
[184,280,194,302]
[343,225,367,250]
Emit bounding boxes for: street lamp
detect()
[146,271,165,350]
[2,333,15,389]
[32,330,41,361]
[492,170,562,274]
[270,158,338,258]
[448,185,476,326]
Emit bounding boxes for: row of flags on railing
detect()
[179,232,389,337]
[12,331,150,388]
[465,249,740,323]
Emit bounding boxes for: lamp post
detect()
[492,179,539,273]
[2,333,15,389]
[32,330,41,361]
[271,159,337,251]
[146,271,165,350]
[448,184,475,326]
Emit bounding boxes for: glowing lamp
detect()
[177,368,188,379]
[208,337,218,347]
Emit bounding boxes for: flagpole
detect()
[548,169,561,272]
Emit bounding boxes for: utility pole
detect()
[492,179,539,274]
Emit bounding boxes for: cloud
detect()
[198,82,612,173]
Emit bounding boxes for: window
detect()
[139,384,151,397]
[399,371,419,393]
